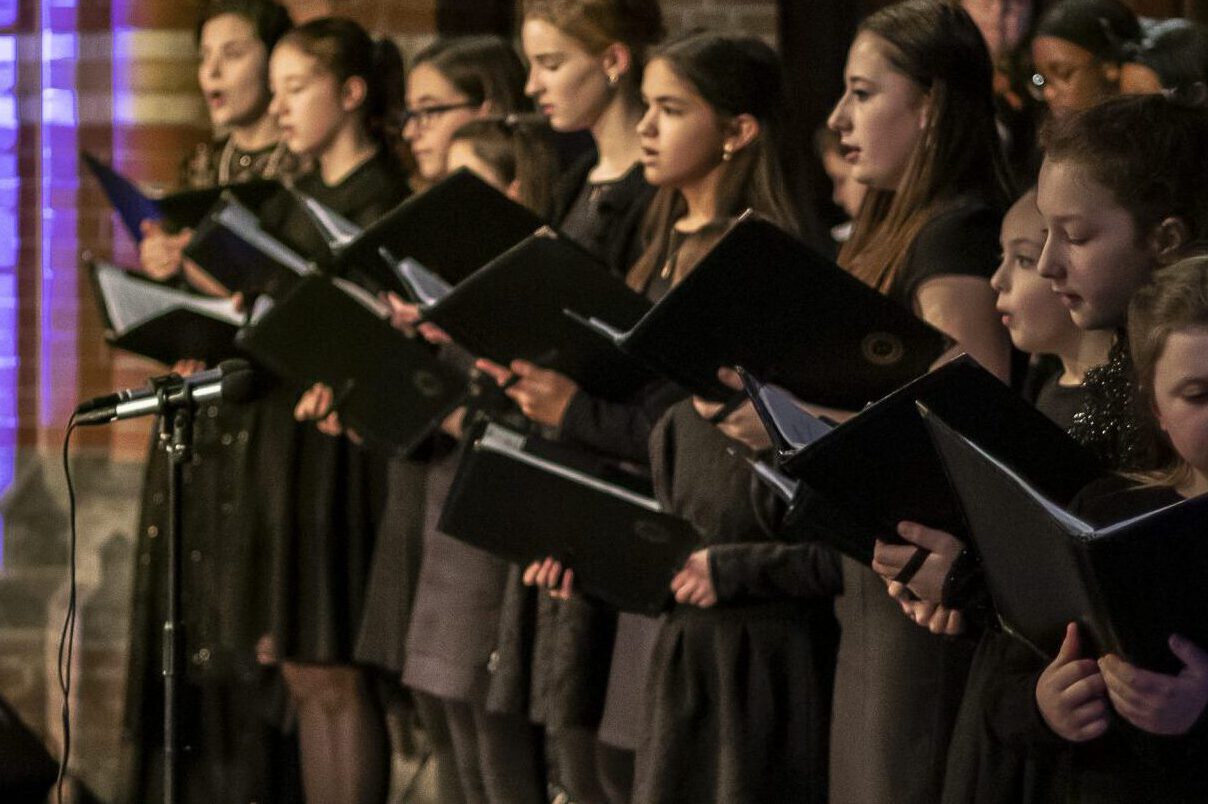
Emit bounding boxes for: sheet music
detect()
[213,199,313,276]
[477,424,664,513]
[380,248,453,307]
[746,457,800,502]
[753,381,834,450]
[563,308,627,343]
[296,191,363,249]
[94,261,242,333]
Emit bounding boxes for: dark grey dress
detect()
[632,401,840,804]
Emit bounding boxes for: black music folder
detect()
[924,407,1208,673]
[183,192,316,296]
[235,275,467,455]
[439,423,699,615]
[332,168,543,297]
[421,228,655,400]
[778,355,1105,564]
[568,211,948,406]
[81,150,279,241]
[88,258,243,366]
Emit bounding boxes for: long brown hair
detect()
[839,0,1013,293]
[449,116,558,217]
[1127,254,1208,488]
[626,33,803,291]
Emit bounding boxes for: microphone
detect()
[74,359,255,427]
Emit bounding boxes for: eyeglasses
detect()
[400,101,478,130]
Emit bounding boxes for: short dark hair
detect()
[1041,95,1208,244]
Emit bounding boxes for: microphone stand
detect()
[156,376,195,804]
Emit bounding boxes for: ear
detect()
[506,178,523,203]
[724,113,761,156]
[1148,216,1190,264]
[917,90,933,131]
[1102,61,1121,85]
[600,42,633,83]
[341,75,368,113]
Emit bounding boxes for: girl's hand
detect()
[885,579,965,634]
[871,522,963,604]
[138,220,191,280]
[692,368,769,451]
[522,557,574,599]
[1036,622,1110,742]
[294,383,335,422]
[169,359,207,378]
[1099,635,1208,735]
[670,549,717,608]
[380,292,420,335]
[474,358,578,428]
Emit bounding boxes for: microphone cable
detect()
[55,414,80,803]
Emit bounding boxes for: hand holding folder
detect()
[87,257,244,366]
[923,406,1208,674]
[235,275,467,455]
[329,169,543,297]
[420,228,655,400]
[774,355,1103,565]
[439,424,699,615]
[567,211,949,407]
[81,150,279,241]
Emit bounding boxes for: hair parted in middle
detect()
[840,0,1013,293]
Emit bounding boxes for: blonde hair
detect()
[1127,253,1208,488]
[521,0,665,98]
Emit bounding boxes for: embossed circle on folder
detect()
[412,369,445,398]
[634,520,671,545]
[861,331,905,366]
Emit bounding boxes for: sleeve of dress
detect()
[708,541,844,603]
[895,202,1002,308]
[559,380,685,463]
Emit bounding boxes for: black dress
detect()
[974,478,1208,803]
[249,150,410,664]
[519,158,659,734]
[631,401,840,804]
[123,136,303,804]
[940,379,1093,804]
[829,198,1003,804]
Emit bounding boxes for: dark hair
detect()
[1127,253,1208,487]
[449,116,558,216]
[277,18,405,150]
[627,32,804,291]
[1041,94,1208,246]
[411,36,530,115]
[1133,18,1208,105]
[521,0,666,102]
[1035,0,1141,63]
[195,0,293,51]
[840,0,1013,292]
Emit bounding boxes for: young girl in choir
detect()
[873,96,1208,802]
[123,2,301,801]
[625,36,842,804]
[402,36,529,192]
[245,18,409,804]
[1029,0,1141,118]
[375,38,551,804]
[788,3,1014,801]
[521,0,663,275]
[486,3,666,802]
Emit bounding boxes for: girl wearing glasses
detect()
[1029,0,1141,117]
[402,36,529,191]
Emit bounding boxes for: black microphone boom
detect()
[74,359,254,426]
